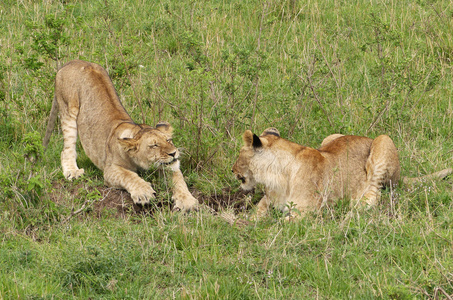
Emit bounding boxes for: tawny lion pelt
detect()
[232,128,452,220]
[43,60,198,212]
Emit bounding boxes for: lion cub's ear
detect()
[118,137,138,152]
[261,127,280,137]
[243,130,262,149]
[156,121,174,136]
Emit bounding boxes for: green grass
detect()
[2,207,453,298]
[1,0,453,298]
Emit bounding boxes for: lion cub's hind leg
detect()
[59,103,84,180]
[360,135,400,207]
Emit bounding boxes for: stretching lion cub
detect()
[43,60,198,212]
[233,128,451,220]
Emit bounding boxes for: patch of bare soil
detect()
[195,187,256,213]
[50,180,256,219]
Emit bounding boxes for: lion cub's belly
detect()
[320,137,373,202]
[325,160,368,201]
[76,114,113,170]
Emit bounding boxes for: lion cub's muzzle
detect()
[232,168,246,183]
[162,157,178,165]
[232,165,256,191]
[236,174,246,183]
[161,151,179,165]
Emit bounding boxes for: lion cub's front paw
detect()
[172,193,199,213]
[64,168,85,180]
[249,206,268,221]
[130,183,156,205]
[249,211,266,222]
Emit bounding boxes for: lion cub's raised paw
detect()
[172,193,199,213]
[130,183,156,205]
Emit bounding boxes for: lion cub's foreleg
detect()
[104,165,156,205]
[250,195,271,221]
[250,193,311,221]
[104,162,198,210]
[168,161,198,212]
[359,135,400,207]
[59,105,84,180]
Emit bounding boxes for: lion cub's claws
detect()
[172,204,199,213]
[65,168,85,180]
[172,194,199,213]
[131,185,156,205]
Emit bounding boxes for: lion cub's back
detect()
[56,60,125,114]
[319,135,373,156]
[318,135,373,171]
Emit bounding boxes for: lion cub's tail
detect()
[43,96,58,150]
[402,168,452,184]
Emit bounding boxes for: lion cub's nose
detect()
[168,151,177,157]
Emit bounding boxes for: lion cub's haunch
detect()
[233,128,403,219]
[44,60,198,211]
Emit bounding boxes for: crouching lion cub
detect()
[232,128,452,220]
[43,60,198,212]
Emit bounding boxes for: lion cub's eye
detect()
[167,139,173,144]
[149,144,158,149]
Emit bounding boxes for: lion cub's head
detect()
[232,128,280,191]
[119,122,179,170]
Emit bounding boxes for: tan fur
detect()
[43,60,198,211]
[233,129,451,220]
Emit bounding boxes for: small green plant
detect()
[285,201,301,218]
[25,12,71,68]
[23,131,43,163]
[0,131,56,229]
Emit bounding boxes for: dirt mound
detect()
[50,181,256,218]
[195,187,255,213]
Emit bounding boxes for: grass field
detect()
[1,0,453,298]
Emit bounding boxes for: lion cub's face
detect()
[232,146,257,191]
[120,123,178,170]
[136,130,178,168]
[233,128,280,191]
